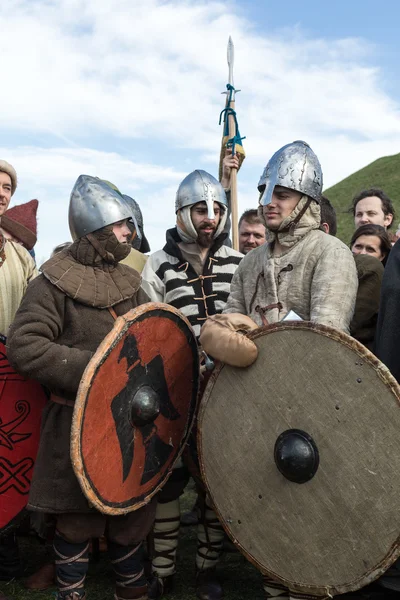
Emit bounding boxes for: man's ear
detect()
[384,212,394,228]
[321,222,329,234]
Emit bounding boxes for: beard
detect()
[197,227,216,248]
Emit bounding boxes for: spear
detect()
[219,36,245,251]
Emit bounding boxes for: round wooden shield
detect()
[0,335,47,533]
[72,303,200,515]
[198,322,400,596]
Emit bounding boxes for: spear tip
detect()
[227,36,234,66]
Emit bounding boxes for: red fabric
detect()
[0,337,47,531]
[1,199,38,249]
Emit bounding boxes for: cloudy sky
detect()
[2,0,400,263]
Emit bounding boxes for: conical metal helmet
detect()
[122,195,151,253]
[258,141,323,206]
[175,170,228,219]
[69,175,134,240]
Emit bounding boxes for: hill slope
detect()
[324,153,400,244]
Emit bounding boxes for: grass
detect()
[0,487,264,599]
[324,152,400,245]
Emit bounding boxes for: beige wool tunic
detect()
[223,199,358,333]
[0,238,37,336]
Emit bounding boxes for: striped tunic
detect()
[0,238,38,336]
[141,228,242,338]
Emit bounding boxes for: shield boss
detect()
[72,303,199,515]
[198,323,400,596]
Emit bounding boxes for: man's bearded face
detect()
[191,201,222,248]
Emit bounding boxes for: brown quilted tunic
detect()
[7,229,149,513]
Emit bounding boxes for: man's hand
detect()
[220,149,240,190]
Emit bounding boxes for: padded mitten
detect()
[199,313,258,367]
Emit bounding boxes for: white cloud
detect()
[2,0,400,260]
[2,0,400,148]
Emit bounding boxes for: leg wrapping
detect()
[108,540,146,588]
[0,532,20,579]
[53,529,88,598]
[151,498,180,578]
[195,498,224,572]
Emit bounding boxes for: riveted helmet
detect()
[175,170,228,219]
[258,141,323,206]
[69,175,134,241]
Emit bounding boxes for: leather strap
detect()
[278,197,312,237]
[108,307,118,320]
[51,393,75,408]
[255,302,283,326]
[86,232,115,264]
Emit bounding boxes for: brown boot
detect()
[148,574,174,599]
[114,583,148,599]
[25,561,56,590]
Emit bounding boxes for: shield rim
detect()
[71,302,199,515]
[198,321,400,596]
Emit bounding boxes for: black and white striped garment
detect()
[141,228,242,338]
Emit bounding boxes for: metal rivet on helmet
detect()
[258,141,323,206]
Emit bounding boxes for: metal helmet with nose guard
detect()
[258,141,323,207]
[175,170,228,219]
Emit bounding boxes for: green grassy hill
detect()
[324,153,400,244]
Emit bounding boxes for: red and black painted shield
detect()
[0,335,47,533]
[71,303,200,515]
